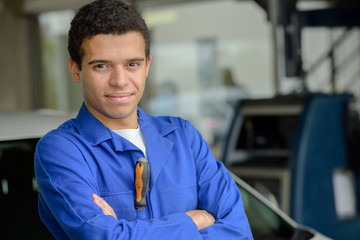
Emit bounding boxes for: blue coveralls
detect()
[34,104,253,239]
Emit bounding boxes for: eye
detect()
[94,64,108,69]
[128,62,140,68]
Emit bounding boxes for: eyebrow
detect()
[87,58,145,65]
[127,57,146,62]
[87,60,110,65]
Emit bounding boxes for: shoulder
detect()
[138,107,194,134]
[35,119,89,171]
[37,119,81,149]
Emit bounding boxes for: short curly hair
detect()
[68,0,150,69]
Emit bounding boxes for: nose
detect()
[109,66,129,88]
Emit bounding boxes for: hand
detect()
[92,194,117,219]
[185,209,215,231]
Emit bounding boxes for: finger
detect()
[92,194,117,219]
[93,195,111,213]
[185,209,215,231]
[92,194,106,209]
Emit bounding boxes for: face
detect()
[68,32,152,129]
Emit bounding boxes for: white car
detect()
[0,110,331,239]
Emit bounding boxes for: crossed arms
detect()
[92,194,215,231]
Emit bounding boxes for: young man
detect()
[34,0,253,239]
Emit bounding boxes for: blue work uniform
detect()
[35,104,253,239]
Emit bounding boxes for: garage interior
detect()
[0,0,360,239]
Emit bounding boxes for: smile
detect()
[105,93,134,103]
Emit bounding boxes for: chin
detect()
[106,109,135,120]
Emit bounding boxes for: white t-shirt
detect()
[113,126,147,157]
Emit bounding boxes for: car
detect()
[0,110,331,239]
[0,110,75,239]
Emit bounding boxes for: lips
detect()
[105,92,134,103]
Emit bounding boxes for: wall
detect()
[0,1,32,110]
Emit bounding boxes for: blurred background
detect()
[1,0,359,159]
[1,0,360,239]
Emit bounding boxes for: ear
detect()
[145,54,152,77]
[68,59,81,83]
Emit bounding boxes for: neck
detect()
[105,118,138,130]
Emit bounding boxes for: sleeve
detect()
[34,132,202,240]
[183,120,253,240]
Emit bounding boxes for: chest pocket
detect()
[100,190,136,221]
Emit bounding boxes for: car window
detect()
[0,138,39,201]
[235,177,314,240]
[0,138,53,239]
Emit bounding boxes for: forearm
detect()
[196,165,253,239]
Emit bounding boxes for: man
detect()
[34,0,253,239]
